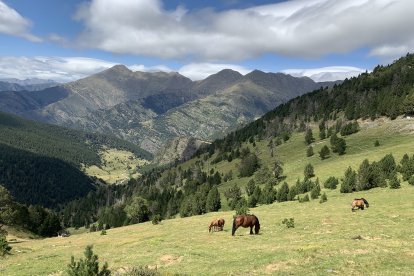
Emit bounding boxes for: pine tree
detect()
[304,163,315,178]
[245,179,256,196]
[340,167,357,193]
[305,129,315,145]
[287,185,297,201]
[206,187,221,212]
[306,146,314,157]
[276,182,289,202]
[67,245,111,276]
[310,181,321,199]
[260,183,276,204]
[319,145,330,160]
[319,120,327,140]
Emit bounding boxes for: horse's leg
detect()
[361,205,364,210]
[250,226,253,234]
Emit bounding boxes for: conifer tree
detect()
[206,187,221,212]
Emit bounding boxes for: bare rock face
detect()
[154,137,210,165]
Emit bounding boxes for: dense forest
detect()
[0,144,96,207]
[0,111,152,208]
[0,111,152,167]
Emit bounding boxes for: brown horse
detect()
[352,198,369,212]
[232,214,260,236]
[209,218,225,232]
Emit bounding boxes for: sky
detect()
[0,0,413,82]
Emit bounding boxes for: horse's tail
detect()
[254,215,260,234]
[232,217,236,236]
[361,198,369,207]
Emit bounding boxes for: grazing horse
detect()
[232,214,260,236]
[209,218,225,232]
[352,198,369,212]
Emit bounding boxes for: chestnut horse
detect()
[352,198,369,212]
[232,214,260,236]
[209,218,225,232]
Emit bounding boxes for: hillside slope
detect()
[0,111,151,207]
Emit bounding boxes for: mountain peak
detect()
[104,64,132,74]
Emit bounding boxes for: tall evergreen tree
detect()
[305,128,315,145]
[276,182,289,202]
[206,187,221,212]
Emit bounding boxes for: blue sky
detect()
[0,0,413,82]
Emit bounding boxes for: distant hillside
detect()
[0,66,333,160]
[0,78,58,91]
[205,53,414,152]
[0,111,152,207]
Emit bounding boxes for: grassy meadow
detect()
[2,117,414,275]
[1,184,414,275]
[84,148,149,184]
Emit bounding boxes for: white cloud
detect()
[179,63,251,80]
[282,66,366,82]
[0,56,254,82]
[74,0,414,61]
[0,57,118,82]
[0,1,41,42]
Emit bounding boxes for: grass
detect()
[84,147,149,184]
[195,117,414,201]
[1,184,414,275]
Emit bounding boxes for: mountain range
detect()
[0,66,337,161]
[0,78,59,91]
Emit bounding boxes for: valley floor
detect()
[1,184,414,275]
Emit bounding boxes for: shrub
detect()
[235,203,250,216]
[374,140,380,147]
[306,146,314,157]
[340,121,360,136]
[90,224,97,233]
[282,218,295,228]
[310,182,321,199]
[388,175,401,189]
[299,194,310,203]
[151,214,162,225]
[67,245,111,276]
[408,176,414,186]
[100,230,107,235]
[319,192,328,203]
[0,235,12,257]
[324,176,339,189]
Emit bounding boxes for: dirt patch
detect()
[340,249,369,255]
[160,255,183,266]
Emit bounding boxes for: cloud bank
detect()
[0,1,41,42]
[283,66,366,82]
[0,56,365,82]
[74,0,414,61]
